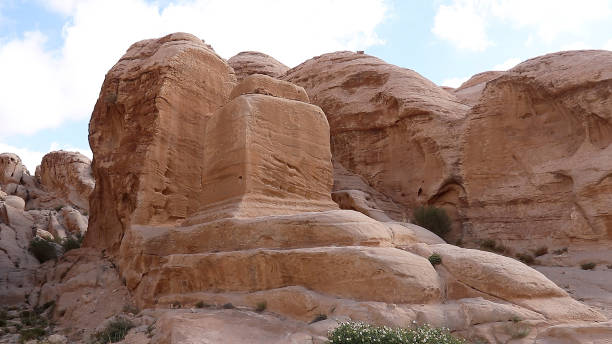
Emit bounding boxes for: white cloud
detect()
[432,1,491,51]
[433,0,612,51]
[560,42,592,50]
[602,39,612,50]
[440,76,469,88]
[492,57,521,71]
[0,0,388,138]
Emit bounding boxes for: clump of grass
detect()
[122,304,138,315]
[553,247,568,255]
[61,233,83,252]
[222,303,234,309]
[428,253,442,266]
[581,262,596,270]
[516,253,535,265]
[413,205,451,238]
[327,322,466,344]
[94,318,134,344]
[54,205,64,212]
[506,317,530,339]
[479,239,509,254]
[255,301,267,313]
[19,327,46,343]
[195,301,210,309]
[20,310,48,328]
[533,246,548,257]
[310,314,327,324]
[29,237,58,263]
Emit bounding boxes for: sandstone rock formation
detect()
[228,51,289,82]
[283,51,469,238]
[461,50,612,248]
[85,33,237,252]
[36,150,94,210]
[38,35,605,344]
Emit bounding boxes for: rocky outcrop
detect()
[461,50,612,248]
[283,52,469,238]
[228,51,289,82]
[36,150,94,210]
[85,33,237,252]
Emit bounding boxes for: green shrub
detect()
[255,301,267,313]
[412,206,451,238]
[195,301,209,309]
[533,246,548,257]
[310,314,327,324]
[553,247,568,255]
[328,322,466,344]
[581,262,596,270]
[94,318,134,343]
[29,237,58,263]
[20,310,48,327]
[222,303,234,309]
[479,239,509,254]
[428,253,442,266]
[516,253,534,265]
[61,233,83,252]
[19,327,46,343]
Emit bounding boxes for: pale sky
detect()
[1,0,611,171]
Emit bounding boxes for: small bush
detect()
[581,262,596,270]
[516,253,534,265]
[479,239,509,254]
[428,253,442,266]
[195,301,208,309]
[255,301,267,313]
[20,310,48,327]
[122,304,138,314]
[61,233,83,252]
[533,246,548,257]
[328,322,466,344]
[29,237,58,263]
[222,303,234,309]
[413,206,451,238]
[19,327,46,343]
[54,205,64,212]
[94,318,134,343]
[553,247,568,255]
[310,314,327,324]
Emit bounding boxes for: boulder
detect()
[85,32,237,252]
[4,195,25,210]
[37,150,94,210]
[228,51,289,81]
[0,153,28,185]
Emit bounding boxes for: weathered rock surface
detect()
[228,51,289,82]
[229,73,309,102]
[283,52,469,238]
[85,32,237,252]
[462,50,612,248]
[36,150,94,210]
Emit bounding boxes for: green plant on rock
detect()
[29,237,58,263]
[581,262,596,270]
[61,233,84,252]
[94,318,134,343]
[428,253,442,266]
[516,253,534,265]
[19,327,46,343]
[255,301,267,313]
[328,321,466,344]
[412,205,451,238]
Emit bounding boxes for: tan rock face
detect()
[0,153,28,185]
[229,73,309,102]
[228,51,289,81]
[462,50,612,246]
[284,52,469,232]
[186,93,337,224]
[85,32,237,252]
[37,150,93,210]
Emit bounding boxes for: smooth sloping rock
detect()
[85,33,237,252]
[284,52,469,231]
[228,51,289,81]
[453,71,504,106]
[229,74,309,102]
[462,50,612,247]
[37,151,94,210]
[185,94,337,224]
